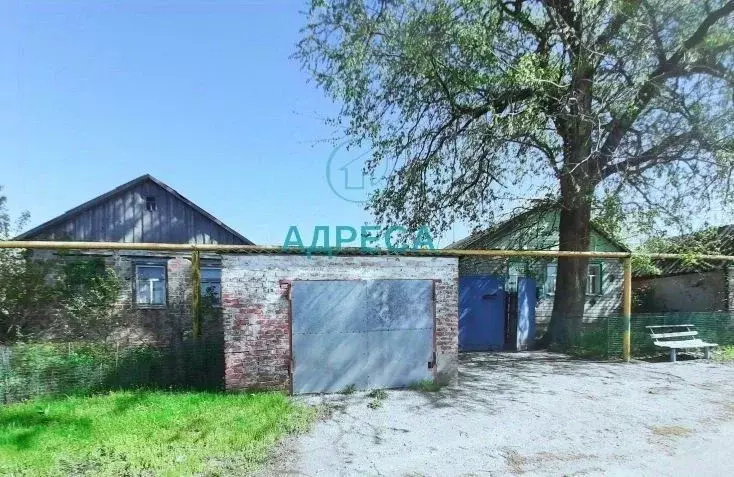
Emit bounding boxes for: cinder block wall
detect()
[221,255,459,392]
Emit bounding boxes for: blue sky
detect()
[0,1,469,246]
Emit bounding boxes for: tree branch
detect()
[595,0,734,168]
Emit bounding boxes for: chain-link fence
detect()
[574,312,734,359]
[0,339,224,404]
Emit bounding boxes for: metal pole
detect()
[622,257,632,362]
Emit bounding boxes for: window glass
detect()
[545,263,557,294]
[587,263,602,295]
[200,267,222,306]
[136,265,166,306]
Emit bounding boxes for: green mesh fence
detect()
[0,339,224,404]
[574,312,734,359]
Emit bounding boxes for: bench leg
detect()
[670,348,677,362]
[704,347,711,359]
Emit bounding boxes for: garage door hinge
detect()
[428,352,436,369]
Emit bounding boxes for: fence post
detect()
[623,257,632,362]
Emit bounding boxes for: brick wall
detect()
[29,250,222,347]
[221,255,459,392]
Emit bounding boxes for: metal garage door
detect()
[291,280,434,394]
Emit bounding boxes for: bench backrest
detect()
[646,324,698,343]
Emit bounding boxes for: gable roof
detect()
[16,174,254,245]
[446,205,630,252]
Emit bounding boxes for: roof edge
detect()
[15,174,254,245]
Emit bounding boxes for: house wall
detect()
[221,255,459,392]
[459,257,623,328]
[24,180,246,244]
[633,270,728,313]
[30,250,221,347]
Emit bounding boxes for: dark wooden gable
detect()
[17,175,253,245]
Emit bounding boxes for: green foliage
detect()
[713,345,734,362]
[340,383,357,395]
[0,340,225,404]
[408,379,443,392]
[0,187,122,342]
[297,1,734,236]
[0,390,315,476]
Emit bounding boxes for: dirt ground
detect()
[259,352,734,477]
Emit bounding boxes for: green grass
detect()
[713,345,734,362]
[0,390,314,476]
[408,379,443,392]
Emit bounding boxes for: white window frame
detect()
[545,263,557,295]
[135,263,167,308]
[587,262,603,296]
[545,262,603,296]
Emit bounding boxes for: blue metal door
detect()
[516,277,537,351]
[459,276,506,351]
[291,280,434,394]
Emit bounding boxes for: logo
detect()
[326,142,393,203]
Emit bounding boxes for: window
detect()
[506,262,523,292]
[136,264,166,307]
[545,263,557,295]
[544,262,603,296]
[145,196,157,212]
[587,263,603,295]
[200,267,222,306]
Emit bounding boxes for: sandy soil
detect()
[259,352,734,476]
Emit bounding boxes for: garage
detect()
[291,279,434,393]
[221,254,458,394]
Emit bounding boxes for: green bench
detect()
[646,324,718,362]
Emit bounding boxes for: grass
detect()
[713,345,734,362]
[0,390,314,476]
[408,379,443,392]
[367,389,387,409]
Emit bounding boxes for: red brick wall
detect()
[221,255,459,391]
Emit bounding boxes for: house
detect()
[633,225,734,313]
[448,205,630,333]
[13,175,461,394]
[17,174,253,347]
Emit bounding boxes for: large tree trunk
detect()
[544,184,593,348]
[542,45,597,348]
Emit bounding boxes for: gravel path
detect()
[260,352,734,476]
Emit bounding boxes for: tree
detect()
[296,0,734,345]
[0,188,121,342]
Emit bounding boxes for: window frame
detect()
[587,262,603,296]
[544,262,557,296]
[199,265,222,308]
[134,261,168,309]
[544,261,603,296]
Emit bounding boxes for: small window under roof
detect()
[145,196,157,212]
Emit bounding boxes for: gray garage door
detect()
[291,279,434,394]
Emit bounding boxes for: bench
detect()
[646,324,718,362]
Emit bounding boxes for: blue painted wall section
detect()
[516,277,537,351]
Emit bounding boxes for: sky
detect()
[0,0,470,247]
